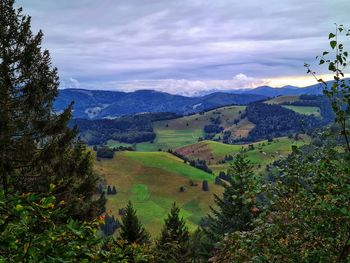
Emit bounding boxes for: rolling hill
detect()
[175,137,309,175]
[94,151,221,236]
[106,105,249,150]
[55,89,266,119]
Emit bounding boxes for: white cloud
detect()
[76,73,270,96]
[61,78,81,89]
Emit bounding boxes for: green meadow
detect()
[95,151,220,236]
[282,105,321,117]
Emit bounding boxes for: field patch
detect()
[281,105,321,117]
[125,151,215,182]
[265,95,300,105]
[132,184,150,201]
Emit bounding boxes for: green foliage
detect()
[306,24,350,153]
[211,26,350,263]
[119,201,150,244]
[211,148,350,262]
[156,203,190,263]
[0,190,104,262]
[187,228,213,262]
[204,154,258,243]
[0,191,156,262]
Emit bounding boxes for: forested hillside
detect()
[55,89,266,119]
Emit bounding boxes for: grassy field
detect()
[95,151,221,236]
[265,95,300,105]
[135,128,204,151]
[282,105,321,117]
[176,136,309,175]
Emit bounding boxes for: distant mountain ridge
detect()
[194,83,326,97]
[54,89,266,119]
[54,80,339,119]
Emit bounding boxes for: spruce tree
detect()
[156,203,189,262]
[204,154,257,242]
[119,201,149,244]
[0,0,103,219]
[107,185,112,195]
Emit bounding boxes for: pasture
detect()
[95,151,221,236]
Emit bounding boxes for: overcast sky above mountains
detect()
[17,0,350,96]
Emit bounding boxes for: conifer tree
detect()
[204,154,257,242]
[156,203,189,262]
[0,0,103,219]
[119,201,149,244]
[107,185,112,195]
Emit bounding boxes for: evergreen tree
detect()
[156,203,189,262]
[202,180,209,191]
[204,154,257,242]
[119,201,149,244]
[107,185,112,195]
[0,0,103,219]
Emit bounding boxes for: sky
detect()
[17,0,350,96]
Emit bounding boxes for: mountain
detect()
[54,89,266,119]
[55,79,345,119]
[235,84,324,96]
[195,81,339,97]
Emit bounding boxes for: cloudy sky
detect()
[17,0,350,96]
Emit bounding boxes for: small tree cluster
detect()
[107,185,117,195]
[101,214,119,236]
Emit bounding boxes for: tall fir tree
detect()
[156,203,190,263]
[119,201,149,244]
[0,0,104,220]
[204,154,257,242]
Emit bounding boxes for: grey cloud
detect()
[16,0,350,94]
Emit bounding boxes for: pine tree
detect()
[204,154,257,242]
[107,185,112,195]
[0,0,103,219]
[119,201,149,244]
[156,203,189,262]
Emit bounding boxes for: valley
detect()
[94,95,320,234]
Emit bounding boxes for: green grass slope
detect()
[95,151,221,236]
[265,95,301,105]
[264,96,321,117]
[281,105,321,116]
[176,137,309,175]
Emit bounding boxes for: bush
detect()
[96,147,114,159]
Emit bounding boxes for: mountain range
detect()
[54,81,329,119]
